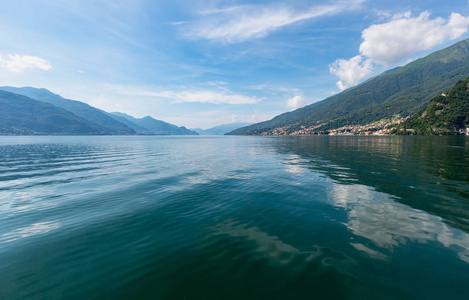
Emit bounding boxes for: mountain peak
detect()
[0,86,64,100]
[109,113,198,135]
[0,86,136,135]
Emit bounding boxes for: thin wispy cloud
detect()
[0,54,52,73]
[330,11,469,90]
[207,81,234,94]
[183,0,367,43]
[243,83,301,95]
[124,89,262,105]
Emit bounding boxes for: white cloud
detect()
[329,11,469,90]
[329,55,373,91]
[125,89,262,105]
[0,54,52,73]
[286,95,307,110]
[360,11,469,64]
[183,1,367,43]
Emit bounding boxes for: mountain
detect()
[0,87,136,135]
[193,123,252,135]
[229,38,469,135]
[393,77,469,135]
[0,90,109,135]
[106,112,153,134]
[110,112,198,135]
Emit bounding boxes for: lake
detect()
[0,135,468,299]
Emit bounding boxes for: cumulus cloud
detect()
[329,55,373,91]
[125,89,261,105]
[286,95,307,110]
[183,0,367,43]
[0,54,52,73]
[330,11,469,90]
[360,11,469,64]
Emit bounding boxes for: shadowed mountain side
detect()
[0,90,110,135]
[228,38,469,135]
[106,113,153,134]
[110,112,198,135]
[0,87,136,135]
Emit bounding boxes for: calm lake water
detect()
[0,135,468,299]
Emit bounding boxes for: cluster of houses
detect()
[265,117,410,136]
[326,117,410,135]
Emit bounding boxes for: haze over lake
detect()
[1,135,468,299]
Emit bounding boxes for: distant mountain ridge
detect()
[394,77,469,135]
[0,86,136,135]
[106,112,152,134]
[193,123,252,135]
[0,87,198,136]
[0,90,109,135]
[228,38,469,135]
[110,112,198,135]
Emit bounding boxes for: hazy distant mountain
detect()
[229,38,469,135]
[0,90,109,135]
[0,87,135,135]
[106,112,153,134]
[394,77,469,135]
[193,123,252,135]
[110,112,198,135]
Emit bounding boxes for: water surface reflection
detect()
[0,136,468,299]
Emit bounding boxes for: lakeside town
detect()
[264,116,411,136]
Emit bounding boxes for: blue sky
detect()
[1,0,469,129]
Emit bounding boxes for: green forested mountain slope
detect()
[0,87,136,135]
[229,38,469,135]
[394,77,469,135]
[0,90,109,135]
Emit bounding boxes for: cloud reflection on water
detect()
[212,219,357,272]
[1,221,60,244]
[329,183,469,263]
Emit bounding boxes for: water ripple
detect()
[0,136,468,299]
